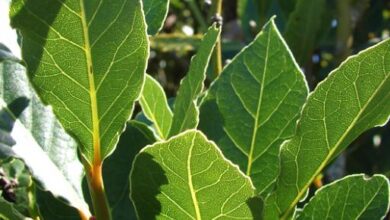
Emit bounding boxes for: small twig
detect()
[212,0,223,76]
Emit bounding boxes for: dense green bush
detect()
[0,0,389,219]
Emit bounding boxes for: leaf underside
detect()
[199,18,308,194]
[266,39,390,219]
[0,59,88,214]
[297,174,390,220]
[139,75,172,139]
[10,0,149,163]
[169,25,221,137]
[131,130,259,219]
[143,0,169,35]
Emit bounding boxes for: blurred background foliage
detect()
[0,0,389,218]
[146,0,390,187]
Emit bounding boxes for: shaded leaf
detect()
[297,174,390,220]
[143,0,169,35]
[199,18,308,194]
[277,0,297,18]
[284,0,327,64]
[101,121,156,219]
[131,130,260,219]
[10,0,149,163]
[0,43,20,63]
[169,25,221,137]
[238,0,273,38]
[265,39,390,219]
[0,197,27,220]
[139,75,172,139]
[0,60,89,216]
[36,190,81,220]
[0,159,32,217]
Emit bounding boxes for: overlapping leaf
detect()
[169,25,221,137]
[0,60,89,215]
[143,0,169,35]
[139,75,172,139]
[131,130,260,219]
[297,174,390,220]
[10,0,149,163]
[99,121,156,219]
[265,39,390,219]
[199,18,308,194]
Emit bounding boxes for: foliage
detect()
[0,0,389,219]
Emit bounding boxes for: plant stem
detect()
[212,0,223,76]
[85,161,111,220]
[27,182,41,220]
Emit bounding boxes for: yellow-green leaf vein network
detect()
[131,130,260,219]
[10,0,149,163]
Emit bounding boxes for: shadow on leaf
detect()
[130,153,168,220]
[0,97,30,159]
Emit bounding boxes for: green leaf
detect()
[297,174,390,220]
[0,159,32,217]
[0,43,20,63]
[10,0,149,163]
[238,0,273,37]
[284,0,327,64]
[139,75,172,139]
[101,121,156,219]
[277,0,297,18]
[37,121,156,219]
[0,197,26,220]
[149,34,202,54]
[143,0,169,35]
[266,39,390,219]
[36,190,81,220]
[0,60,90,216]
[130,130,260,219]
[169,25,221,137]
[199,18,308,194]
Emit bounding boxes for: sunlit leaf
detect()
[199,18,308,194]
[143,0,169,35]
[139,75,172,139]
[131,130,260,219]
[10,0,149,163]
[169,25,221,137]
[297,174,390,220]
[0,60,89,216]
[265,39,390,219]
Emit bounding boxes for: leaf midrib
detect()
[188,133,201,220]
[246,28,271,176]
[280,64,389,219]
[80,0,101,164]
